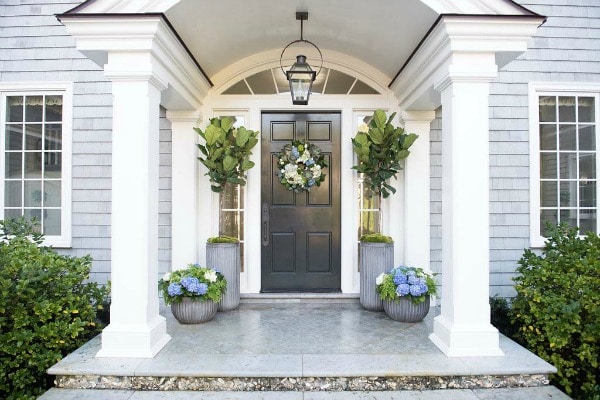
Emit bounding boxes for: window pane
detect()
[4,209,22,220]
[539,96,556,122]
[539,124,556,150]
[24,152,42,178]
[25,124,43,150]
[44,180,61,207]
[579,210,596,233]
[25,96,43,122]
[6,96,24,122]
[559,153,577,179]
[579,125,595,151]
[540,181,557,207]
[24,180,42,207]
[578,97,595,123]
[5,153,22,179]
[540,153,557,179]
[559,209,577,229]
[579,153,596,179]
[23,208,41,226]
[559,181,577,207]
[558,96,576,122]
[540,209,558,236]
[558,124,576,151]
[45,95,63,122]
[45,124,62,150]
[44,209,61,236]
[359,211,380,236]
[4,181,22,207]
[580,181,596,208]
[44,152,61,178]
[5,125,23,150]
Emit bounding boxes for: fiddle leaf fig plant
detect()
[195,116,259,192]
[352,109,418,198]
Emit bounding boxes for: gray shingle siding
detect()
[0,0,172,284]
[488,0,600,297]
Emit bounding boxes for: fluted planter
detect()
[359,241,394,311]
[171,298,218,324]
[383,296,430,322]
[206,242,240,311]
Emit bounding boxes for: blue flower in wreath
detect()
[291,146,300,159]
[305,158,315,166]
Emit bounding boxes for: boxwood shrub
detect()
[0,219,108,399]
[511,224,599,399]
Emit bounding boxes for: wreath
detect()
[276,140,328,192]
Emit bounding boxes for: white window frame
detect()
[0,82,73,247]
[529,82,600,247]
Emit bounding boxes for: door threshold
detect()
[240,292,359,304]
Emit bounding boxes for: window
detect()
[530,83,599,246]
[1,83,72,246]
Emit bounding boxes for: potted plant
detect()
[359,233,394,311]
[158,264,227,324]
[352,110,418,311]
[206,236,240,311]
[376,266,437,322]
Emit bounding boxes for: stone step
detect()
[39,386,572,400]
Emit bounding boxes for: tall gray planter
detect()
[359,242,394,311]
[206,242,240,311]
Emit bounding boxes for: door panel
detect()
[261,112,341,292]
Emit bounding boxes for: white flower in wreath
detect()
[298,150,311,163]
[312,165,322,179]
[358,123,369,134]
[284,163,299,180]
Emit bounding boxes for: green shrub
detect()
[0,219,108,399]
[489,296,518,338]
[207,235,240,244]
[360,233,393,243]
[511,224,599,399]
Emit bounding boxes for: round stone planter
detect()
[383,296,430,322]
[206,242,240,311]
[170,298,218,324]
[359,241,394,311]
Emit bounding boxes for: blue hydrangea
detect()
[409,284,424,296]
[396,283,410,296]
[420,283,429,294]
[180,276,200,291]
[408,275,419,285]
[307,179,315,187]
[418,277,427,285]
[406,269,417,276]
[291,146,300,159]
[212,268,222,275]
[196,282,208,295]
[393,272,408,285]
[305,158,315,166]
[167,282,183,297]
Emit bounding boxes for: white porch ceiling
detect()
[164,0,437,81]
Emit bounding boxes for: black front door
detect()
[261,112,341,292]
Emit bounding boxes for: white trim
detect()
[0,82,73,248]
[528,82,600,248]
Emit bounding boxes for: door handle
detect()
[262,202,270,246]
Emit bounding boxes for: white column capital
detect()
[166,110,202,125]
[400,110,436,125]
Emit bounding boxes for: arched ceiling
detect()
[66,0,538,84]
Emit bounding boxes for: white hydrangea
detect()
[204,269,217,283]
[358,123,369,133]
[376,273,386,286]
[162,272,171,282]
[298,150,311,163]
[312,165,322,179]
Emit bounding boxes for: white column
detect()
[428,53,503,357]
[166,111,202,270]
[97,53,171,358]
[400,111,435,271]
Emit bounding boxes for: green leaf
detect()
[223,155,237,171]
[241,158,255,171]
[220,116,234,133]
[372,109,387,129]
[205,124,222,146]
[197,144,208,157]
[369,127,384,145]
[402,133,419,149]
[353,132,369,148]
[193,127,205,140]
[395,149,410,160]
[236,127,250,147]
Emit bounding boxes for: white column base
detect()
[429,315,503,357]
[96,316,171,358]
